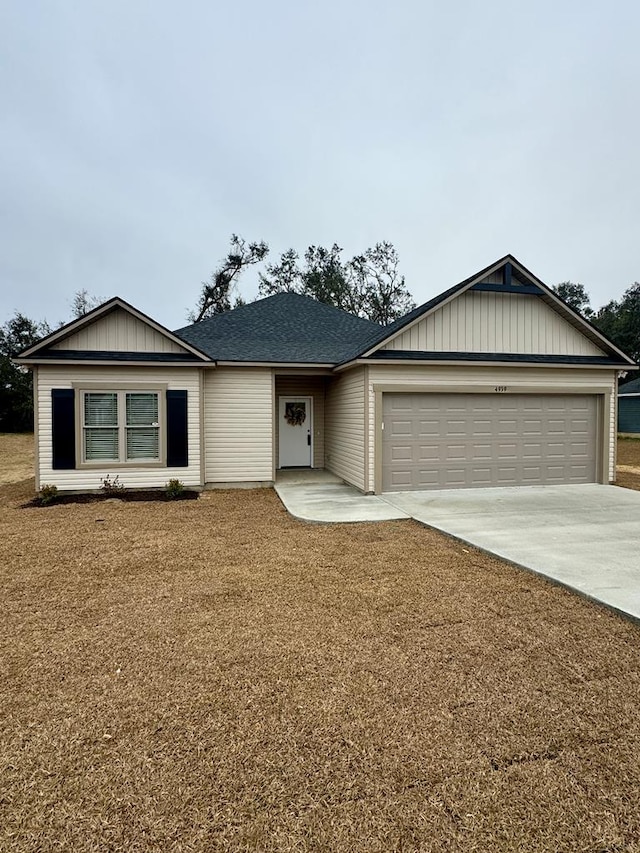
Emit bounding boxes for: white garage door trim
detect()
[376,389,606,493]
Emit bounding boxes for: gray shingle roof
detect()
[33,350,203,363]
[173,292,382,363]
[620,376,640,394]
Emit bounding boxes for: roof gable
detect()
[18,298,210,362]
[174,292,381,364]
[357,255,636,366]
[381,290,604,357]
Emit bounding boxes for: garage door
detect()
[382,393,598,491]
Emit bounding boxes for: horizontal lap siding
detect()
[325,368,365,491]
[610,390,617,475]
[204,369,273,483]
[367,365,618,488]
[37,365,202,490]
[382,293,604,356]
[618,397,640,433]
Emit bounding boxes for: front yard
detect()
[2,461,640,851]
[617,434,640,491]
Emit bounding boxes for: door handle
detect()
[307,432,311,446]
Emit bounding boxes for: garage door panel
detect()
[522,443,543,459]
[471,420,492,437]
[417,444,440,462]
[382,393,598,491]
[390,447,412,463]
[474,444,492,460]
[418,420,440,437]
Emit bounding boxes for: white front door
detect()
[279,397,312,467]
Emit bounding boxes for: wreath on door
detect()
[285,402,306,426]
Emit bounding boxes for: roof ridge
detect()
[173,291,381,336]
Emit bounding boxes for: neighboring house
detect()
[618,377,640,434]
[16,255,637,494]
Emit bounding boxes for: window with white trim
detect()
[82,391,161,463]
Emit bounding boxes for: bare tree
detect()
[70,289,103,318]
[190,235,269,322]
[350,242,415,325]
[259,241,414,325]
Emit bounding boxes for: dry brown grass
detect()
[0,432,34,485]
[617,436,640,492]
[2,475,640,852]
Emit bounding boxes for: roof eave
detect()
[215,360,335,368]
[337,356,630,370]
[14,357,213,368]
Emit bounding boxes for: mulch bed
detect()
[22,489,200,508]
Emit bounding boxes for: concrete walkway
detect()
[275,474,409,523]
[382,484,640,622]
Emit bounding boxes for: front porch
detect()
[275,467,342,485]
[275,374,328,471]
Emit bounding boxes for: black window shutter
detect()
[166,390,188,467]
[52,389,76,470]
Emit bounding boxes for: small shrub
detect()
[38,483,58,505]
[100,474,125,495]
[165,478,185,500]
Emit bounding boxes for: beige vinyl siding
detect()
[609,387,617,477]
[366,364,618,490]
[204,368,273,483]
[381,292,604,356]
[325,367,366,491]
[52,308,186,353]
[274,376,326,468]
[37,365,202,490]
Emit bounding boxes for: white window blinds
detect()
[82,391,160,463]
[125,393,159,460]
[84,393,118,460]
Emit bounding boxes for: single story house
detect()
[16,255,636,494]
[618,377,640,434]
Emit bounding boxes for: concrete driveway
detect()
[382,484,640,622]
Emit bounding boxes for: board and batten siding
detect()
[37,365,202,490]
[366,364,618,490]
[381,292,604,356]
[52,308,186,353]
[204,368,273,483]
[274,376,326,468]
[325,367,366,491]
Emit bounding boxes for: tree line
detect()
[189,235,415,326]
[552,281,640,364]
[1,239,638,432]
[0,290,104,431]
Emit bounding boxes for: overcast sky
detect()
[1,0,638,330]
